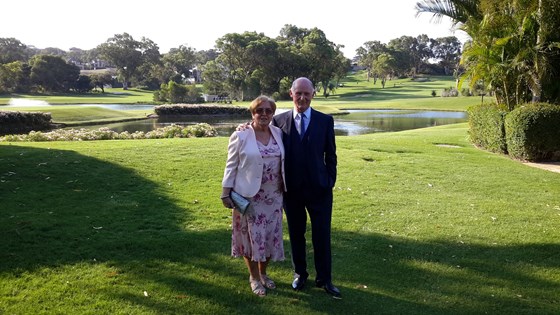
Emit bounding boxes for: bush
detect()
[155,81,204,104]
[441,87,459,97]
[505,103,560,161]
[154,104,249,116]
[461,88,473,96]
[0,124,218,142]
[467,103,509,154]
[0,111,52,135]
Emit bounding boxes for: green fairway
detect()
[2,106,150,126]
[0,88,155,105]
[1,124,558,314]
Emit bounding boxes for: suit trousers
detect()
[284,187,333,283]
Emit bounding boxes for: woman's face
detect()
[252,101,274,127]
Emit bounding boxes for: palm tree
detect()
[416,0,560,106]
[415,0,482,25]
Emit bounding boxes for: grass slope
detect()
[0,88,155,105]
[1,124,559,314]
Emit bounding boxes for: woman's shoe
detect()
[260,274,276,289]
[249,277,266,297]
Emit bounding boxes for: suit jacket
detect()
[222,124,286,198]
[272,108,337,191]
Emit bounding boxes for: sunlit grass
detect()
[1,125,558,314]
[0,88,154,105]
[0,106,149,125]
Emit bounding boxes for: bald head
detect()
[290,77,315,113]
[291,77,314,92]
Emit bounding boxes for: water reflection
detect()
[77,109,467,136]
[335,109,467,136]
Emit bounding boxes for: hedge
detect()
[505,103,560,161]
[154,104,250,116]
[0,111,53,135]
[467,103,509,154]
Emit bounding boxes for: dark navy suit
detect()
[272,108,337,283]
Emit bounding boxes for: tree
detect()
[196,49,219,65]
[89,71,114,93]
[388,35,433,76]
[417,0,560,106]
[215,31,274,100]
[432,36,462,75]
[277,25,345,97]
[201,60,227,96]
[29,54,80,92]
[415,0,482,25]
[155,81,202,104]
[355,41,387,81]
[373,54,396,88]
[0,62,24,93]
[0,38,30,64]
[98,33,160,90]
[37,47,67,57]
[133,37,162,89]
[163,45,198,82]
[75,75,92,93]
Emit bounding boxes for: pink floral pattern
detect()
[231,137,284,262]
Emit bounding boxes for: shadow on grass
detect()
[333,231,560,314]
[0,145,558,314]
[0,145,237,312]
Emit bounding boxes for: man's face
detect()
[289,80,315,113]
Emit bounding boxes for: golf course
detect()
[1,73,559,314]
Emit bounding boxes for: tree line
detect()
[355,35,462,88]
[1,24,461,101]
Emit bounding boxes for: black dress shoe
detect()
[292,274,307,291]
[316,280,341,299]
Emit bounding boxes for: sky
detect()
[1,0,469,59]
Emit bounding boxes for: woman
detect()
[221,95,286,297]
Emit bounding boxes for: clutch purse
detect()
[230,191,250,215]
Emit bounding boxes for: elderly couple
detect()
[220,77,341,298]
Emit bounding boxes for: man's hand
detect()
[236,122,251,131]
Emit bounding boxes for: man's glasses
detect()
[255,108,274,115]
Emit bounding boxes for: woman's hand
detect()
[221,187,234,209]
[221,195,235,209]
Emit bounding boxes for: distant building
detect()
[203,94,218,102]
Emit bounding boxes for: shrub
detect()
[154,104,249,116]
[467,102,509,154]
[441,87,459,97]
[0,111,52,135]
[505,103,560,161]
[461,88,473,96]
[155,81,204,104]
[0,124,218,142]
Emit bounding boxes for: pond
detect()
[73,106,467,136]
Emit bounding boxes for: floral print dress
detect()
[231,136,284,262]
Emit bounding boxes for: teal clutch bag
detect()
[230,191,250,215]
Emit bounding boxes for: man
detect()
[271,77,340,299]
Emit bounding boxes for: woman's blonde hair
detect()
[249,95,276,114]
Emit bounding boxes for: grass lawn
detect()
[1,124,559,314]
[1,106,150,126]
[0,88,155,105]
